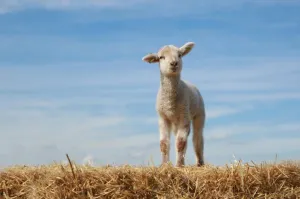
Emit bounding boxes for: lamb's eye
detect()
[159,56,165,60]
[178,53,182,58]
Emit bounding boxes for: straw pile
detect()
[1,159,299,199]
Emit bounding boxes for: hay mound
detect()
[1,161,300,199]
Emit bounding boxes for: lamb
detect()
[142,42,205,167]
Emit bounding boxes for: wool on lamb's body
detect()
[157,77,205,133]
[142,42,205,167]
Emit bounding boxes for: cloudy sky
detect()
[0,0,299,168]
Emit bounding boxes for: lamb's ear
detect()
[179,42,195,57]
[142,53,159,63]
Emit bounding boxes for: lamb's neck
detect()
[160,73,181,101]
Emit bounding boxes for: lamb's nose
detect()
[170,61,178,66]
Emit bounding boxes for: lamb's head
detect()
[142,42,195,76]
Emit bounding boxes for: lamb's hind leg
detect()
[192,116,205,166]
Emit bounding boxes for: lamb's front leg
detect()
[175,123,190,167]
[159,117,171,165]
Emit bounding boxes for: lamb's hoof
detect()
[197,161,204,167]
[175,163,185,168]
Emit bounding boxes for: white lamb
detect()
[142,42,205,167]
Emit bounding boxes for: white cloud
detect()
[277,123,300,132]
[209,91,300,103]
[206,105,252,119]
[188,59,300,90]
[1,57,299,93]
[0,0,149,13]
[82,154,94,166]
[205,122,300,141]
[205,124,254,140]
[0,0,298,14]
[0,107,127,147]
[87,133,158,149]
[250,0,300,6]
[0,0,299,168]
[101,121,300,166]
[0,98,299,167]
[207,137,300,157]
[203,137,300,165]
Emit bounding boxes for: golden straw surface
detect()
[0,160,299,199]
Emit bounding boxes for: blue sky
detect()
[0,0,299,167]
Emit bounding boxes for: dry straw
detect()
[0,156,299,199]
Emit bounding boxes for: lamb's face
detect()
[158,45,182,76]
[142,42,195,76]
